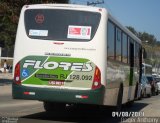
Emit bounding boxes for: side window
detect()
[122,33,128,63]
[135,43,140,67]
[107,21,115,60]
[128,37,134,65]
[116,27,122,61]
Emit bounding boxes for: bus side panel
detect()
[104,59,130,105]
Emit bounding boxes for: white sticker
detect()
[29,29,48,36]
[67,25,91,39]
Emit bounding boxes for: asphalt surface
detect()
[0,73,160,123]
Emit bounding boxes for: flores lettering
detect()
[23,60,93,72]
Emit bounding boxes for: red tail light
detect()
[14,62,21,84]
[92,67,101,90]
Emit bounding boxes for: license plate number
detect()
[49,81,64,86]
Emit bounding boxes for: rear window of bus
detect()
[24,9,101,41]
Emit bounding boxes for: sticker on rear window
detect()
[67,25,91,39]
[29,29,48,36]
[35,14,44,24]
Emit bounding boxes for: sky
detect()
[71,0,160,41]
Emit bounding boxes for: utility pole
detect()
[87,0,104,6]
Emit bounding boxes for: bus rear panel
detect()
[13,4,106,105]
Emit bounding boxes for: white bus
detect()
[13,4,143,111]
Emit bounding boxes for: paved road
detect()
[0,85,43,117]
[0,74,160,123]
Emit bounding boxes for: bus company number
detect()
[69,75,92,81]
[35,73,92,81]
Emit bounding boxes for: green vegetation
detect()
[127,26,160,68]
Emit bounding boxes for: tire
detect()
[156,90,159,95]
[116,84,123,112]
[147,93,151,98]
[139,90,142,100]
[43,102,66,112]
[134,83,138,99]
[144,89,147,98]
[151,86,156,96]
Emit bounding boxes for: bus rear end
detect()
[13,4,107,108]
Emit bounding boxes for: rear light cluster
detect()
[92,66,101,90]
[14,62,21,84]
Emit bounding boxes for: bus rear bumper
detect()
[12,84,105,105]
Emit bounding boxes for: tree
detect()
[0,2,17,56]
[126,26,157,45]
[139,32,157,45]
[126,26,160,68]
[126,26,138,36]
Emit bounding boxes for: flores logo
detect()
[23,60,93,72]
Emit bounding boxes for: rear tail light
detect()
[14,62,21,84]
[92,67,101,90]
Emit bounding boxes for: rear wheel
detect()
[138,90,142,100]
[134,83,138,99]
[116,85,123,112]
[156,90,159,95]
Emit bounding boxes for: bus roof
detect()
[23,4,105,12]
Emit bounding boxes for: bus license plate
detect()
[49,80,64,86]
